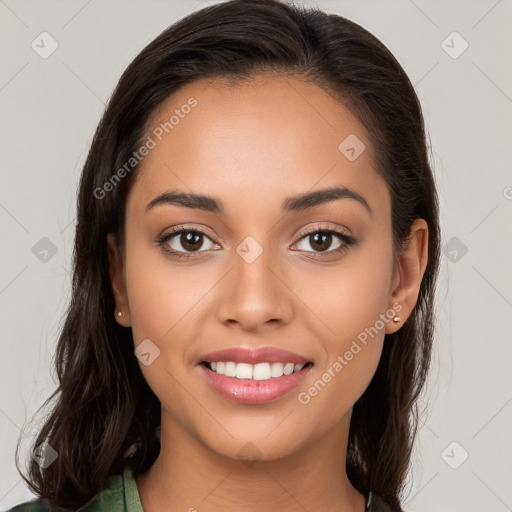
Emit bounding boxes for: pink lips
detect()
[199,364,312,404]
[199,346,311,365]
[198,346,313,404]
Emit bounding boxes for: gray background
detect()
[1,0,511,510]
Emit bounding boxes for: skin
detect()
[108,74,428,512]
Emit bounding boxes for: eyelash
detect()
[156,224,357,260]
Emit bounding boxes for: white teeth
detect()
[270,362,284,377]
[253,363,271,380]
[283,362,294,375]
[225,361,237,377]
[208,361,307,380]
[236,363,253,379]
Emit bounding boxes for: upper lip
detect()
[199,347,312,365]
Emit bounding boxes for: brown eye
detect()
[296,230,347,253]
[158,229,219,257]
[291,224,357,258]
[178,231,204,252]
[307,232,335,252]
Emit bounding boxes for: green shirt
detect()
[8,470,388,511]
[8,470,143,512]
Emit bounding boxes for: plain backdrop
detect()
[1,1,511,510]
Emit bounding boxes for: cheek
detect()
[295,244,393,411]
[296,240,394,349]
[124,243,215,345]
[297,278,391,424]
[122,247,211,418]
[297,341,383,436]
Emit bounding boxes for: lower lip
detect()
[199,363,313,404]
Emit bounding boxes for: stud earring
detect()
[393,316,400,323]
[117,311,123,318]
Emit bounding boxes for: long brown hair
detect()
[16,0,440,509]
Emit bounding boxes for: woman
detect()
[11,0,440,510]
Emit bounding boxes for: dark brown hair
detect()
[16,0,440,510]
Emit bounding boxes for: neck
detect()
[136,409,366,512]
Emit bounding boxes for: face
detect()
[109,75,418,463]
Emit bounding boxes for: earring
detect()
[393,316,400,323]
[117,311,123,318]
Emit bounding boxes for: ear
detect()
[107,233,131,327]
[385,218,429,334]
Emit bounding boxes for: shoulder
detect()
[7,471,137,512]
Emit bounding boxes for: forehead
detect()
[127,75,390,218]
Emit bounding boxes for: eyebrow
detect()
[145,185,372,215]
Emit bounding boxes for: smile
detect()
[204,361,312,380]
[199,361,314,404]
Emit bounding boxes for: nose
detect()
[215,240,294,332]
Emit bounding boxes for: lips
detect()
[197,346,314,404]
[199,363,313,404]
[199,346,312,365]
